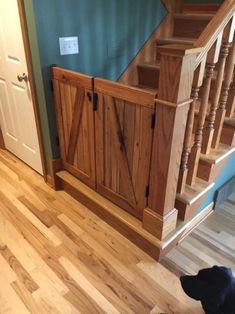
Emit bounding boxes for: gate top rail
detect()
[95,78,156,108]
[51,66,93,89]
[51,66,157,109]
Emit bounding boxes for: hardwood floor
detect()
[0,149,233,313]
[162,194,235,277]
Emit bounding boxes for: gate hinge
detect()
[93,93,98,111]
[151,113,156,129]
[145,185,150,198]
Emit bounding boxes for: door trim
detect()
[14,0,46,178]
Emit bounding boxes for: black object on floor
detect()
[180,266,235,314]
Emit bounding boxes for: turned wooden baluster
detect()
[177,61,206,194]
[201,32,229,155]
[212,40,235,149]
[225,70,235,118]
[187,57,215,186]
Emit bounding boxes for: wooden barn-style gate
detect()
[52,67,156,220]
[50,1,235,261]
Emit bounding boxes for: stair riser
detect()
[155,39,194,61]
[182,4,220,14]
[221,125,235,146]
[173,17,211,38]
[197,158,228,182]
[138,67,160,89]
[176,197,205,221]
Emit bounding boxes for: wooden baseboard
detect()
[48,158,62,190]
[55,170,214,260]
[46,174,53,187]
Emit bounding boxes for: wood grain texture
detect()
[52,68,96,189]
[173,13,213,39]
[94,82,155,218]
[0,149,209,313]
[148,47,198,218]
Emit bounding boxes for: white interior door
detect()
[0,0,43,174]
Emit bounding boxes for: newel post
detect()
[143,45,200,240]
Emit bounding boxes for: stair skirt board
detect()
[214,176,235,208]
[55,169,213,260]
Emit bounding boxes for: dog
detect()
[180,266,235,314]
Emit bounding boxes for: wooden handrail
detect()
[194,0,235,68]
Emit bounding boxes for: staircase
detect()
[51,0,235,260]
[128,1,235,222]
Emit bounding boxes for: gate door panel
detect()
[52,68,96,189]
[94,79,156,219]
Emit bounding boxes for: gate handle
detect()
[17,73,28,82]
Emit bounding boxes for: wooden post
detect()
[143,45,200,240]
[178,59,206,193]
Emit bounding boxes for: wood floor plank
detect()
[33,287,81,314]
[137,261,202,313]
[0,245,39,293]
[0,253,18,284]
[0,276,30,314]
[11,280,42,314]
[59,256,120,314]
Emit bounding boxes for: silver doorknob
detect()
[17,73,28,82]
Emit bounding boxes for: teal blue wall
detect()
[32,0,166,157]
[197,151,235,213]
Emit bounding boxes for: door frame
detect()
[1,0,47,178]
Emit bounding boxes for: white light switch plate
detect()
[59,37,79,55]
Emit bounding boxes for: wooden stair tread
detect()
[137,61,160,70]
[224,115,235,127]
[176,178,214,205]
[174,13,214,20]
[200,143,235,165]
[156,37,195,46]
